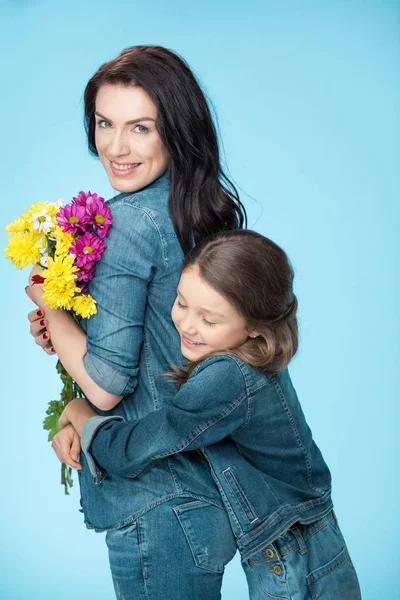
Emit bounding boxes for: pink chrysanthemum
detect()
[76,266,96,283]
[70,232,106,269]
[72,191,102,207]
[86,199,113,238]
[56,204,87,234]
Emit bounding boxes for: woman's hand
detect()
[25,281,55,354]
[27,307,55,354]
[59,397,98,435]
[52,424,82,470]
[27,264,47,309]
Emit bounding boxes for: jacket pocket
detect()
[306,546,361,600]
[173,500,237,573]
[222,467,259,523]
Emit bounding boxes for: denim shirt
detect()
[81,354,333,561]
[78,172,226,530]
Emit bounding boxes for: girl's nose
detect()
[181,314,197,335]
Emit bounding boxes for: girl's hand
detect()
[52,424,82,470]
[59,397,98,435]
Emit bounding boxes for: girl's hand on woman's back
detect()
[52,424,82,470]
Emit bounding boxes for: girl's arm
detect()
[60,355,248,479]
[28,202,164,410]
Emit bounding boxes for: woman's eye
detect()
[202,317,216,327]
[134,124,149,134]
[96,120,112,128]
[177,300,187,309]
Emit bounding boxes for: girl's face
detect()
[172,266,258,361]
[95,84,168,193]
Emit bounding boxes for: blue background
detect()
[1,1,398,598]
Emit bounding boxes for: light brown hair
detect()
[172,230,298,386]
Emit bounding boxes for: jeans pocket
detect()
[173,500,237,574]
[306,546,362,600]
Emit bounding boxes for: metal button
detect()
[272,565,283,576]
[263,548,274,558]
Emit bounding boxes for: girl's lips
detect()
[181,335,206,350]
[109,162,141,177]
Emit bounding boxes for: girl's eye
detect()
[202,317,216,327]
[134,124,149,134]
[96,120,112,128]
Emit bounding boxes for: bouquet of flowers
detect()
[5,191,112,493]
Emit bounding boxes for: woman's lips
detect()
[109,161,141,177]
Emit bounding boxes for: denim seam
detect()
[278,511,335,557]
[132,202,168,274]
[223,467,259,523]
[166,457,183,494]
[246,563,288,600]
[240,501,333,562]
[306,548,350,599]
[125,388,249,478]
[270,376,324,494]
[111,200,168,275]
[88,492,226,533]
[143,330,158,409]
[84,351,133,397]
[205,458,243,536]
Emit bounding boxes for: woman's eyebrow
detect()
[95,111,156,125]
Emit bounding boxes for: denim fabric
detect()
[106,498,237,600]
[242,510,361,599]
[77,172,227,531]
[82,354,334,562]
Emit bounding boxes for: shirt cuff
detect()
[83,351,137,396]
[81,415,125,483]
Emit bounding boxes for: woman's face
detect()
[95,84,168,193]
[171,266,257,362]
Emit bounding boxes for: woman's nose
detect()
[107,131,130,158]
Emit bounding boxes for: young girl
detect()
[57,229,361,599]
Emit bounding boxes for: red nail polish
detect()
[40,320,45,327]
[43,332,48,340]
[51,348,55,353]
[37,310,43,317]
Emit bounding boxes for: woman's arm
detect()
[60,356,248,479]
[28,202,164,410]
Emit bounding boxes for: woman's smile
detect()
[109,160,141,177]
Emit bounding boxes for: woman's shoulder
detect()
[105,174,173,241]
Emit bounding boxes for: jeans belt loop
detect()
[291,525,308,555]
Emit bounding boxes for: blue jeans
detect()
[242,511,361,600]
[105,498,237,599]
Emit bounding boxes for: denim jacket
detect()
[78,172,227,530]
[81,354,333,561]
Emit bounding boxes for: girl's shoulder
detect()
[191,354,267,392]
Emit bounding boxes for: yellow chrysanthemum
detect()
[4,231,41,269]
[42,254,80,309]
[72,294,97,318]
[5,212,33,235]
[27,201,48,216]
[53,226,74,257]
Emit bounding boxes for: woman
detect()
[28,45,246,600]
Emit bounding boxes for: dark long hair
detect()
[171,230,298,386]
[84,45,246,254]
